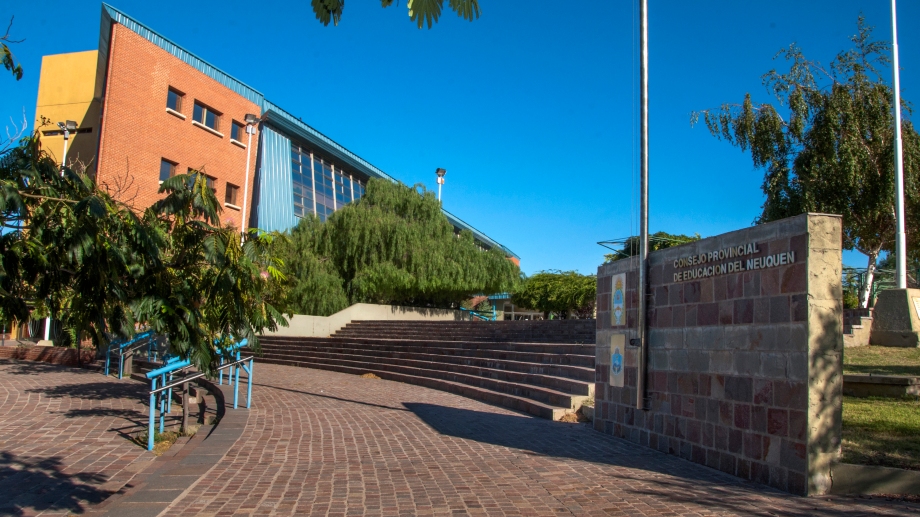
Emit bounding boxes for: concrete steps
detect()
[334,320,596,344]
[258,319,597,420]
[261,347,592,398]
[843,308,873,348]
[259,340,594,380]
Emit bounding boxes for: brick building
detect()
[34,5,518,261]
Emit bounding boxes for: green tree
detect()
[275,178,520,314]
[276,215,350,316]
[2,16,23,81]
[0,135,288,372]
[511,271,596,320]
[311,0,480,29]
[604,231,701,263]
[692,17,920,307]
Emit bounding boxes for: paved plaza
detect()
[1,360,919,516]
[0,361,155,516]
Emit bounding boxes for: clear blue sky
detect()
[2,1,917,275]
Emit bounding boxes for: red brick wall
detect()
[0,344,96,367]
[97,24,260,229]
[594,214,843,496]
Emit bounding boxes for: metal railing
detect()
[459,307,495,321]
[104,331,155,379]
[144,338,253,451]
[843,266,920,307]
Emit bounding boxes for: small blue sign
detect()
[611,346,623,375]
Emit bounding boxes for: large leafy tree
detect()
[604,231,701,263]
[275,178,520,314]
[511,271,596,320]
[311,0,480,29]
[0,135,288,372]
[692,17,920,307]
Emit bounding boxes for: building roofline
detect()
[97,3,517,260]
[261,102,399,184]
[101,4,265,105]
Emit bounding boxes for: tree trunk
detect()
[859,250,880,308]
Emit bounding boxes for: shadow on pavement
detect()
[0,361,96,376]
[0,451,113,516]
[26,380,146,401]
[403,403,918,517]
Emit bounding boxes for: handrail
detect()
[145,358,191,379]
[105,331,155,378]
[150,356,253,395]
[145,341,254,451]
[459,307,494,321]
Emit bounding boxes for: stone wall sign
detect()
[594,213,843,497]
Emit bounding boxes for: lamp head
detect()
[65,120,77,131]
[435,168,447,178]
[244,114,260,125]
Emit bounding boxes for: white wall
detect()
[263,303,464,338]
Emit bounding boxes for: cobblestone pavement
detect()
[164,363,919,517]
[0,360,155,516]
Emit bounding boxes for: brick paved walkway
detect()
[0,361,155,516]
[162,363,918,517]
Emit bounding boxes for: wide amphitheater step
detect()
[334,319,596,344]
[257,319,597,421]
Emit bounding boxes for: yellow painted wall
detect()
[34,50,104,173]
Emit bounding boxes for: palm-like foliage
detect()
[311,0,480,29]
[0,135,288,373]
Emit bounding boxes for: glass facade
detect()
[290,144,365,222]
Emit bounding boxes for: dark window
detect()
[167,88,183,111]
[205,175,217,193]
[193,102,220,131]
[225,183,239,205]
[231,121,244,141]
[159,159,176,182]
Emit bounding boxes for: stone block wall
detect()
[595,213,843,495]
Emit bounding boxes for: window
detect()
[230,121,244,142]
[193,102,220,131]
[225,183,239,205]
[205,175,217,193]
[159,159,176,182]
[166,88,183,112]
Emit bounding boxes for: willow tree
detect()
[692,17,920,307]
[276,178,520,313]
[310,0,480,29]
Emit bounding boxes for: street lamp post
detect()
[435,168,446,202]
[45,120,77,342]
[241,114,260,243]
[57,120,77,176]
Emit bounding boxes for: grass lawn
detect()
[843,346,920,376]
[842,396,920,471]
[841,346,920,470]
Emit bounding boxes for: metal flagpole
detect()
[891,0,907,289]
[636,0,649,411]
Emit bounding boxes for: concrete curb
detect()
[842,373,920,398]
[830,463,920,496]
[90,381,248,516]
